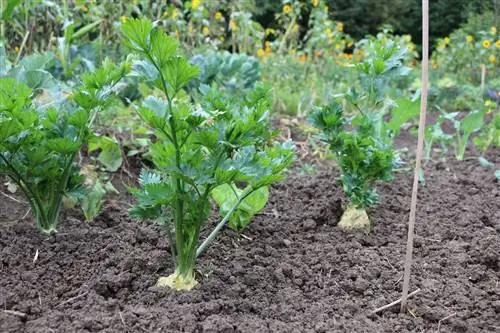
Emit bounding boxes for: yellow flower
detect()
[444,37,450,45]
[265,41,271,48]
[337,22,344,32]
[192,0,200,10]
[120,16,127,23]
[283,4,292,14]
[298,54,307,62]
[172,8,179,19]
[312,0,319,7]
[293,23,299,33]
[215,12,223,21]
[490,26,497,35]
[489,55,496,63]
[188,24,193,33]
[482,40,491,48]
[335,43,341,50]
[202,26,209,36]
[290,48,296,55]
[496,40,500,48]
[257,49,265,57]
[82,5,88,12]
[466,35,473,43]
[230,20,238,31]
[403,35,411,43]
[14,46,20,53]
[265,28,276,36]
[324,28,333,38]
[315,51,322,58]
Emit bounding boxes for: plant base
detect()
[39,225,58,234]
[156,272,198,291]
[338,205,371,230]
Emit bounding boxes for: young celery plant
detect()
[310,40,409,229]
[310,102,400,229]
[0,60,129,233]
[122,18,294,291]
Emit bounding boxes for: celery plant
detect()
[310,39,409,229]
[0,60,129,233]
[122,18,295,290]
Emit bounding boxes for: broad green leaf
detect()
[163,57,199,93]
[45,138,82,154]
[150,29,178,68]
[211,183,269,232]
[81,181,107,221]
[88,136,123,172]
[461,110,484,135]
[387,97,420,133]
[121,18,153,52]
[2,0,22,20]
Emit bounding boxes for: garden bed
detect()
[1,151,499,333]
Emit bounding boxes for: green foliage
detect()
[189,51,261,96]
[448,110,485,160]
[310,37,411,210]
[474,112,500,155]
[211,183,269,233]
[426,108,487,161]
[123,18,294,289]
[0,60,128,233]
[88,135,122,172]
[387,96,421,134]
[310,102,399,207]
[424,113,454,160]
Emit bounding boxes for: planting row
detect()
[1,17,499,291]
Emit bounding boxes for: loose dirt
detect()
[1,149,499,332]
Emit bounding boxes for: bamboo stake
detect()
[400,0,429,313]
[480,64,486,92]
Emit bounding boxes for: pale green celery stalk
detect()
[455,133,469,161]
[196,187,254,257]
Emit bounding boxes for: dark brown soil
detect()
[1,148,499,332]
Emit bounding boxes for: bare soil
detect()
[0,147,499,332]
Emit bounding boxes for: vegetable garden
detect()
[0,1,499,332]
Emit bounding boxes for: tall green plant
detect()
[122,18,294,290]
[310,38,412,229]
[0,60,129,233]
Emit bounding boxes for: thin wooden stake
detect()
[480,64,486,92]
[401,0,429,313]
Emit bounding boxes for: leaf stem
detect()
[196,187,254,258]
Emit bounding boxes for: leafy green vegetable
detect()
[189,51,261,96]
[123,18,295,290]
[474,112,500,156]
[437,110,485,161]
[88,135,123,172]
[310,39,409,229]
[78,165,119,221]
[0,60,129,233]
[387,96,421,134]
[211,183,269,233]
[310,101,399,208]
